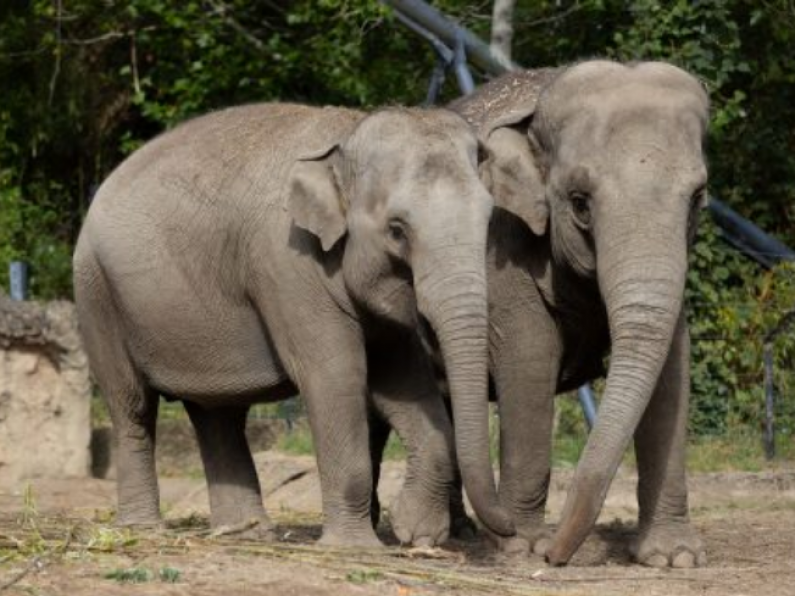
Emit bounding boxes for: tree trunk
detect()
[490,0,516,65]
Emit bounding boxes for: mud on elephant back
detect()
[72,102,520,548]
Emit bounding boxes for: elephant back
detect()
[448,68,562,135]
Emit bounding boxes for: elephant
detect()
[372,60,708,565]
[73,103,518,548]
[454,60,709,567]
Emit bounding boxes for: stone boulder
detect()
[0,293,92,484]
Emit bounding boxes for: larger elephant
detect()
[442,60,708,566]
[73,104,517,547]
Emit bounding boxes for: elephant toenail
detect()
[533,537,552,557]
[672,551,696,568]
[645,553,669,568]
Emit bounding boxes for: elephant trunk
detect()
[415,246,515,538]
[546,224,688,565]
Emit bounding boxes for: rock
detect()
[0,295,92,484]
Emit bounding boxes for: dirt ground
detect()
[2,452,795,596]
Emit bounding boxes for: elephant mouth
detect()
[417,313,439,351]
[389,255,414,287]
[417,314,448,389]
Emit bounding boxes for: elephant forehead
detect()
[355,150,477,206]
[347,109,474,154]
[557,94,706,163]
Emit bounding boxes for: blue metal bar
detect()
[393,7,475,102]
[392,8,453,65]
[452,29,475,95]
[577,385,598,430]
[381,0,517,75]
[763,342,776,460]
[9,261,28,301]
[708,197,795,268]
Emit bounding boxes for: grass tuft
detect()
[104,567,154,583]
[346,568,384,584]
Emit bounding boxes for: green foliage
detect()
[86,527,138,552]
[346,568,384,584]
[274,417,408,461]
[104,567,154,583]
[103,565,181,583]
[159,566,182,583]
[687,430,795,473]
[2,0,794,440]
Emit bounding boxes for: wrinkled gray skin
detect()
[73,104,518,547]
[409,60,707,566]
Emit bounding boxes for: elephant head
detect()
[287,107,514,538]
[478,61,710,562]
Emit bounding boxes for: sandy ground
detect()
[2,452,795,596]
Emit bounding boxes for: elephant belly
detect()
[122,294,291,402]
[92,218,293,403]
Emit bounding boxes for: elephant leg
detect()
[631,316,705,568]
[490,304,560,556]
[75,263,161,527]
[368,409,390,529]
[94,353,160,527]
[109,386,161,528]
[184,402,274,539]
[299,353,380,548]
[368,333,455,547]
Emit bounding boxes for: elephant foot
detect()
[115,508,162,529]
[485,523,552,557]
[208,502,276,539]
[116,518,164,532]
[209,516,276,541]
[318,527,385,549]
[630,521,706,568]
[389,488,450,547]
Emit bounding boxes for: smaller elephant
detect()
[74,103,516,547]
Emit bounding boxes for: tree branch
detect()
[47,0,63,107]
[204,0,268,52]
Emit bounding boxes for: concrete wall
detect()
[0,297,92,484]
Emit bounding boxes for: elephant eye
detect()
[388,218,408,244]
[569,191,592,228]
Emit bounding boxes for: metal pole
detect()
[452,29,475,95]
[708,197,795,268]
[381,0,518,76]
[763,342,776,460]
[9,261,29,301]
[577,385,597,431]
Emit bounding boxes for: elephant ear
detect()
[453,68,561,237]
[287,145,347,252]
[481,119,549,237]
